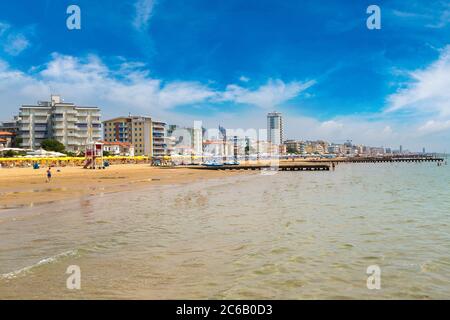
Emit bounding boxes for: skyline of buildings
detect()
[0,95,432,156]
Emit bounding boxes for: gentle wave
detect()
[1,249,79,280]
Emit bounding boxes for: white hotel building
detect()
[267,112,283,145]
[19,95,101,152]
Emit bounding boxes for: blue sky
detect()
[0,0,449,151]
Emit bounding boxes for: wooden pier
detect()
[187,163,330,171]
[336,156,444,164]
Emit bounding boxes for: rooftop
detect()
[0,131,15,136]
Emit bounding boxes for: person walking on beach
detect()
[46,167,52,183]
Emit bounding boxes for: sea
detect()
[1,162,449,299]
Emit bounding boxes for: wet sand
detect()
[0,164,250,209]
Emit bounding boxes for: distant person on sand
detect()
[46,167,52,183]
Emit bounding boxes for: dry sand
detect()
[0,164,250,209]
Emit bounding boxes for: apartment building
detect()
[267,112,283,145]
[284,139,305,154]
[152,121,167,157]
[103,116,168,157]
[18,95,101,152]
[103,116,154,156]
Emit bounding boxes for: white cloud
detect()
[387,45,450,117]
[220,79,316,109]
[426,10,450,29]
[385,44,450,145]
[0,21,31,56]
[391,10,428,19]
[0,22,10,36]
[0,54,312,122]
[239,75,250,82]
[320,120,344,131]
[390,2,450,29]
[4,34,30,56]
[418,120,450,134]
[133,0,156,30]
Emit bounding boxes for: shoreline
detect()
[0,164,252,210]
[2,158,443,210]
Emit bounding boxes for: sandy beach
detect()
[0,164,250,209]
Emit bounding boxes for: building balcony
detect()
[33,112,50,117]
[75,133,88,138]
[153,132,164,137]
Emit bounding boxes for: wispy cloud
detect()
[220,79,316,109]
[4,34,30,56]
[426,9,450,29]
[133,0,156,31]
[389,2,450,29]
[418,120,450,134]
[391,9,429,19]
[386,45,450,117]
[0,21,31,56]
[0,22,10,36]
[239,76,250,83]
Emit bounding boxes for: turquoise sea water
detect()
[1,162,449,299]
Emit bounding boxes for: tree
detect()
[13,136,23,148]
[286,146,298,154]
[2,150,16,158]
[41,139,66,153]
